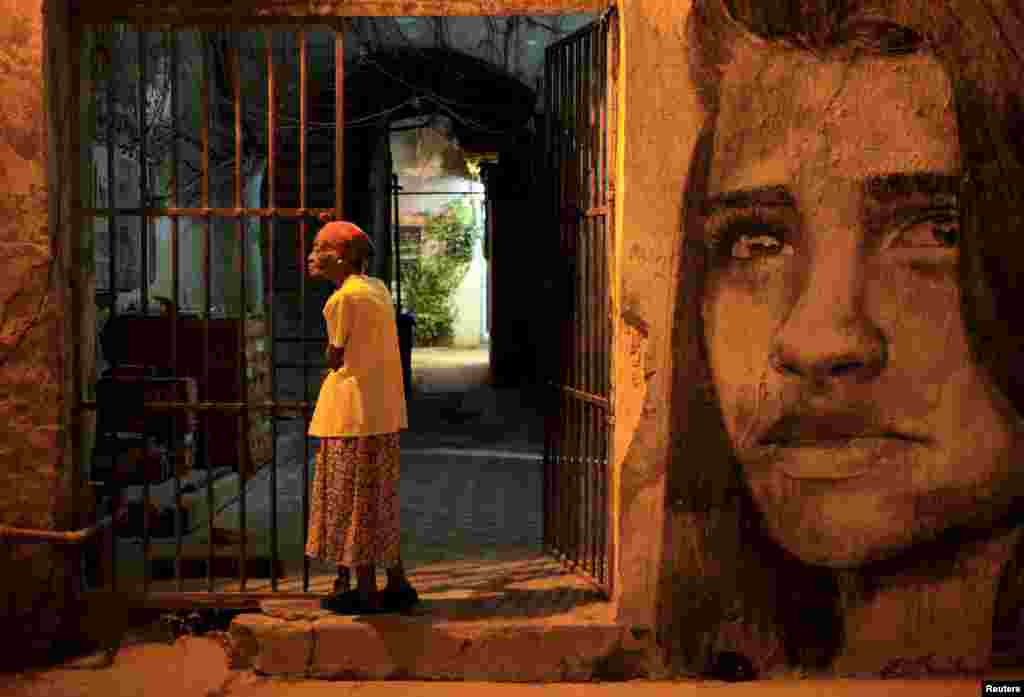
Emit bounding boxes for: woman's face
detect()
[702,42,1024,567]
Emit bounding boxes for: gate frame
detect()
[542,7,618,598]
[54,0,619,610]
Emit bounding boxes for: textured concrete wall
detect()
[0,0,82,668]
[611,0,698,661]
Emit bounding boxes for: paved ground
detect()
[102,345,546,581]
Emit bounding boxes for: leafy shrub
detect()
[403,199,481,346]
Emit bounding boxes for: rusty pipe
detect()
[0,515,114,545]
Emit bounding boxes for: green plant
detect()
[403,199,481,346]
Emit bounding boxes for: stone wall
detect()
[0,0,83,668]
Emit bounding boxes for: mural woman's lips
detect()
[757,435,923,480]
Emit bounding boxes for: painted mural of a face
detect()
[696,5,1024,568]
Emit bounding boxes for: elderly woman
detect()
[669,0,1024,676]
[305,219,417,614]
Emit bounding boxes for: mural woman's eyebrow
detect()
[863,172,961,203]
[702,185,796,214]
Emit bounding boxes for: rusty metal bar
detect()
[335,27,344,219]
[137,26,153,594]
[139,28,150,319]
[562,42,573,564]
[600,18,609,398]
[266,28,280,594]
[0,516,114,545]
[170,29,184,593]
[604,9,617,594]
[82,206,354,218]
[597,222,608,584]
[80,399,313,413]
[571,395,582,567]
[394,191,485,196]
[393,175,402,312]
[583,40,594,403]
[104,25,120,595]
[559,392,569,558]
[299,27,310,593]
[550,43,563,559]
[201,33,214,593]
[588,31,598,401]
[232,27,250,593]
[542,50,553,556]
[77,2,611,26]
[589,419,596,583]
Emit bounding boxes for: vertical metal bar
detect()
[588,401,597,578]
[591,29,602,582]
[299,27,310,593]
[561,42,572,562]
[583,37,594,403]
[589,35,598,577]
[558,391,568,558]
[139,28,150,318]
[393,174,402,312]
[335,28,344,220]
[233,27,249,593]
[72,23,85,596]
[570,397,580,567]
[106,24,119,595]
[170,29,184,593]
[598,21,608,400]
[578,37,587,399]
[266,29,280,593]
[606,11,617,596]
[542,50,553,554]
[137,26,152,594]
[574,40,582,567]
[201,33,215,593]
[599,221,609,582]
[552,44,563,558]
[589,32,599,400]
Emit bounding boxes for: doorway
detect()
[75,11,614,608]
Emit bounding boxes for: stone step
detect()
[228,598,635,681]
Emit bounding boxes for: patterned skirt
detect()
[304,432,401,568]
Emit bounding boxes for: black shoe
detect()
[380,584,419,613]
[320,589,362,614]
[321,589,392,615]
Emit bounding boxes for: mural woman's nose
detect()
[769,258,887,386]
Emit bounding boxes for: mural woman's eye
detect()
[892,213,960,249]
[703,209,794,267]
[730,233,792,259]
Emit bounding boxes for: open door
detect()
[543,7,617,596]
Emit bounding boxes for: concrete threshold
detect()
[227,555,642,682]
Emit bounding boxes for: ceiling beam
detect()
[76,1,611,25]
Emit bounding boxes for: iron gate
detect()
[77,22,350,605]
[543,8,617,596]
